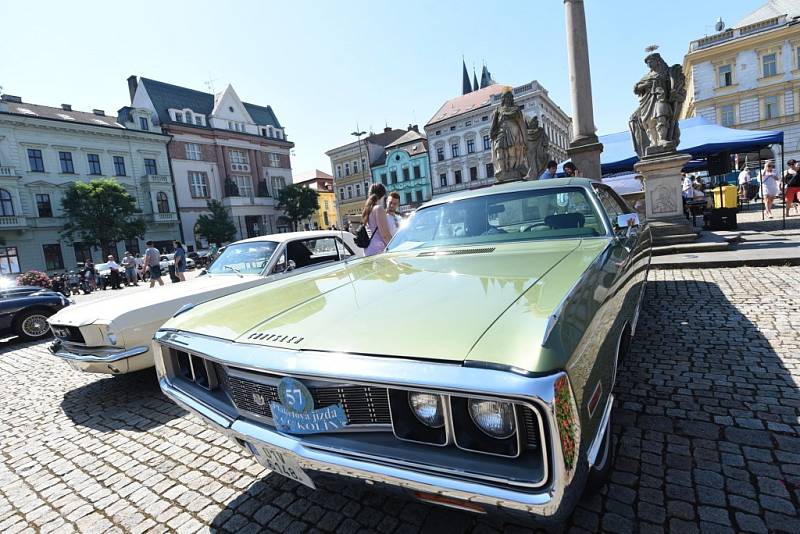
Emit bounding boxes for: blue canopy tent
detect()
[557,116,784,175]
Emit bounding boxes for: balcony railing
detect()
[0,215,27,227]
[151,212,178,223]
[690,16,784,51]
[0,166,17,177]
[141,174,171,184]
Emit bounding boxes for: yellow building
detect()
[292,169,338,229]
[682,1,800,163]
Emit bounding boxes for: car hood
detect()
[164,239,609,369]
[48,274,261,327]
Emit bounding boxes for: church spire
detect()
[480,63,495,89]
[462,58,472,95]
[473,68,480,94]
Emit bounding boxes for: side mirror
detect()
[616,213,640,229]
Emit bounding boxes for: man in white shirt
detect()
[106,255,122,290]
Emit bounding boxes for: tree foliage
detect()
[194,200,237,246]
[276,184,320,231]
[60,179,147,249]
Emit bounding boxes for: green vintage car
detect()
[153,178,651,523]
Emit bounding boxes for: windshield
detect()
[386,186,606,252]
[207,241,279,275]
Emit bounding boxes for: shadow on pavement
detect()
[61,368,186,432]
[206,279,799,533]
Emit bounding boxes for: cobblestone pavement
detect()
[0,267,798,533]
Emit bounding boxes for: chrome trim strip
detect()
[49,342,149,363]
[159,377,233,430]
[587,393,613,468]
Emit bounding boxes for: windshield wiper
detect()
[223,265,243,277]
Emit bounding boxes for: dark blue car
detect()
[0,285,70,340]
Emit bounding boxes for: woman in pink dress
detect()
[362,184,394,256]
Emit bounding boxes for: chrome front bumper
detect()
[49,340,149,374]
[153,329,602,521]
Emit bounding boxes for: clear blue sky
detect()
[1,0,758,175]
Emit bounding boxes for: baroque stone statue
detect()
[629,52,686,158]
[525,116,550,179]
[490,89,529,181]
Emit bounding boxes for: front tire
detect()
[14,309,53,340]
[584,413,614,494]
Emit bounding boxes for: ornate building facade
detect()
[0,94,179,274]
[292,169,338,230]
[128,76,294,248]
[425,79,571,198]
[369,128,431,213]
[681,1,800,163]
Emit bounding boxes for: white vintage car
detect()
[48,230,362,375]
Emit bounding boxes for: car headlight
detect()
[468,399,515,438]
[408,392,444,428]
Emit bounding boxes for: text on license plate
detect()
[246,442,315,489]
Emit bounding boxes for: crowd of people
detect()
[48,240,191,296]
[735,159,800,218]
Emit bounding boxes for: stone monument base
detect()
[635,152,697,245]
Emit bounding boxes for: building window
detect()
[762,53,777,78]
[269,153,280,167]
[466,139,475,154]
[113,156,126,176]
[185,112,192,124]
[28,149,44,172]
[139,117,149,130]
[485,163,494,178]
[339,188,345,200]
[353,161,359,174]
[36,193,52,217]
[175,112,183,122]
[43,244,64,271]
[189,172,209,198]
[0,189,14,216]
[73,242,92,265]
[195,115,204,126]
[718,64,732,87]
[402,168,410,181]
[764,95,779,119]
[156,192,170,213]
[144,158,158,175]
[336,165,342,178]
[465,120,472,127]
[451,143,460,158]
[232,175,254,197]
[380,173,387,185]
[439,173,447,187]
[482,116,488,122]
[437,147,445,161]
[59,151,74,173]
[454,170,462,184]
[87,154,102,175]
[435,130,441,135]
[469,166,478,181]
[483,135,491,150]
[390,170,398,184]
[345,163,350,176]
[405,192,412,205]
[229,150,247,165]
[347,185,353,198]
[413,165,421,179]
[416,190,423,203]
[0,247,21,274]
[185,143,202,161]
[720,104,735,127]
[450,126,456,131]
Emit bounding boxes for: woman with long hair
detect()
[760,161,779,218]
[362,183,394,256]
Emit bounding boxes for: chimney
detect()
[383,126,392,133]
[127,75,138,104]
[1,95,22,103]
[61,104,72,111]
[92,109,105,116]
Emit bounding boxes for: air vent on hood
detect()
[417,247,496,257]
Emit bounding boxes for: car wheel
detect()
[584,413,614,495]
[14,309,53,340]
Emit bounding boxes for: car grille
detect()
[520,406,539,449]
[51,325,85,344]
[217,365,391,426]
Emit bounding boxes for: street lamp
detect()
[351,128,368,227]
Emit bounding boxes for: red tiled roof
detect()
[426,84,506,126]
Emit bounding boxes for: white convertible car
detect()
[48,230,362,375]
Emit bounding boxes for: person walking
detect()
[760,161,779,218]
[362,183,394,257]
[784,159,800,216]
[84,260,97,291]
[106,255,122,290]
[144,241,164,287]
[173,241,187,282]
[122,251,138,286]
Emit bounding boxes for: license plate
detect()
[246,442,316,489]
